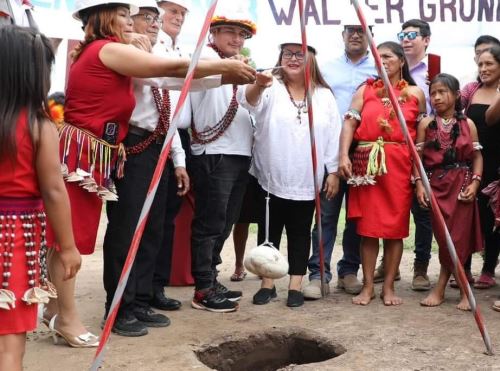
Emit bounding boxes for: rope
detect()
[89,1,220,369]
[351,0,494,356]
[297,0,327,297]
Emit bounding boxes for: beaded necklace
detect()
[126,88,171,155]
[191,43,239,145]
[285,82,307,125]
[372,78,409,133]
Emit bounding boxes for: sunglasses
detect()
[397,31,421,41]
[282,50,305,61]
[344,26,372,36]
[135,13,163,26]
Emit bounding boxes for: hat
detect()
[279,42,317,55]
[244,243,289,279]
[140,0,164,17]
[210,8,256,38]
[73,0,139,21]
[156,0,190,12]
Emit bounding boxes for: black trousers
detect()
[256,181,315,275]
[190,153,250,290]
[152,129,191,291]
[103,132,170,316]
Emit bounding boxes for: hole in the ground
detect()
[195,328,346,371]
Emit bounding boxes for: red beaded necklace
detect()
[191,43,239,145]
[126,88,171,155]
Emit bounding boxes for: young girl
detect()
[416,73,483,311]
[0,26,81,370]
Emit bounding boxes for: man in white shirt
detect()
[0,0,37,28]
[189,12,256,313]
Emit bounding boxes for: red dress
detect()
[422,117,483,270]
[46,38,135,255]
[348,79,419,239]
[0,111,47,334]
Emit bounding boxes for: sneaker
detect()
[412,260,431,291]
[112,312,148,337]
[252,286,277,305]
[133,307,170,328]
[303,279,329,300]
[337,274,363,295]
[214,281,242,302]
[191,288,238,313]
[373,259,401,283]
[287,290,304,307]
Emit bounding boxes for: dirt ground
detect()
[24,215,500,371]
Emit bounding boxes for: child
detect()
[416,73,483,311]
[0,26,81,370]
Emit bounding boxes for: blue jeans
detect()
[411,195,433,263]
[308,180,361,283]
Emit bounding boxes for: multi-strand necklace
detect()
[285,83,307,125]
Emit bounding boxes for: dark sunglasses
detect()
[344,26,372,36]
[397,31,421,41]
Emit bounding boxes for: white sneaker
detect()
[303,279,329,300]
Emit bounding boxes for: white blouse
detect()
[238,77,341,201]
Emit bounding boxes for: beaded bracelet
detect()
[343,108,361,122]
[472,173,482,182]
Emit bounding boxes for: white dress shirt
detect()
[238,77,341,201]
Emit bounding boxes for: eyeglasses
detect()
[135,13,163,26]
[344,26,372,36]
[397,31,421,41]
[282,50,305,61]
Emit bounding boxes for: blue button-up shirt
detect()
[321,52,378,119]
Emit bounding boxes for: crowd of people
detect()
[0,0,499,369]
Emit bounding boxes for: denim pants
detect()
[103,132,170,316]
[190,154,250,290]
[411,195,433,263]
[308,179,361,283]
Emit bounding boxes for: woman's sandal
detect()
[473,273,496,289]
[230,270,247,282]
[48,315,99,348]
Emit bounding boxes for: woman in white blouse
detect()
[238,42,341,307]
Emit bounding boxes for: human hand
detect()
[221,59,256,85]
[58,246,81,280]
[458,182,479,202]
[175,166,190,196]
[324,173,339,200]
[230,54,249,63]
[129,33,152,52]
[255,71,273,89]
[415,182,430,208]
[338,155,352,180]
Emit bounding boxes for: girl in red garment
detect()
[339,42,426,306]
[417,74,483,311]
[0,26,81,371]
[43,0,255,347]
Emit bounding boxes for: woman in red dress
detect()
[339,42,426,306]
[417,73,483,311]
[43,0,256,346]
[0,26,81,371]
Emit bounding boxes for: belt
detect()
[128,125,165,144]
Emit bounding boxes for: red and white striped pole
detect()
[90,1,219,369]
[351,0,493,356]
[297,0,327,297]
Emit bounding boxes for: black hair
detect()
[401,19,431,37]
[377,41,417,86]
[474,35,500,49]
[429,73,465,120]
[0,26,54,161]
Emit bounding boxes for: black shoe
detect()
[287,290,304,308]
[112,312,148,337]
[150,291,182,311]
[252,286,277,305]
[133,306,170,328]
[191,288,238,313]
[214,281,242,302]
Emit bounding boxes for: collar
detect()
[157,30,179,51]
[343,51,370,65]
[410,55,428,72]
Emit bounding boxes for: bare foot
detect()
[457,296,471,311]
[352,287,375,306]
[380,288,403,306]
[420,290,445,307]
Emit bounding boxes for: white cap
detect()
[73,0,139,20]
[156,0,190,12]
[244,243,289,279]
[139,0,164,17]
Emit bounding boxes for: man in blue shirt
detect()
[303,11,377,299]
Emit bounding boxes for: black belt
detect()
[128,125,165,144]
